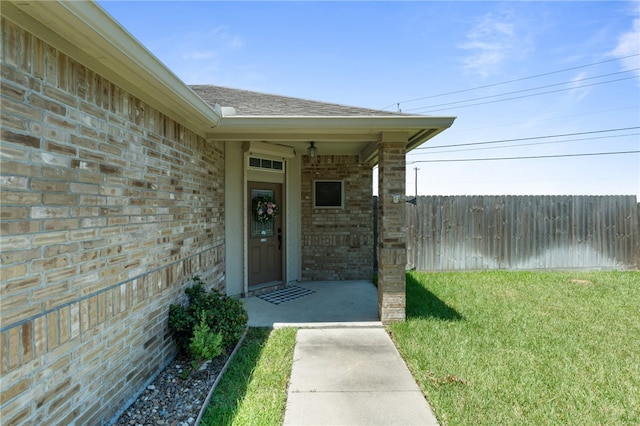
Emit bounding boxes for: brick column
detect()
[377,134,407,324]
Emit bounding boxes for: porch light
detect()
[307,141,317,158]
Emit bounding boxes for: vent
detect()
[249,156,284,172]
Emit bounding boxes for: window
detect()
[314,180,343,208]
[251,189,275,237]
[248,156,284,172]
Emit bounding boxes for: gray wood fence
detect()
[405,195,639,271]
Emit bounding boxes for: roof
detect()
[192,87,455,166]
[190,85,405,117]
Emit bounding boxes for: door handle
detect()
[278,234,282,250]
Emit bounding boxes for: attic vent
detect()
[249,156,285,172]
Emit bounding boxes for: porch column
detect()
[377,133,407,324]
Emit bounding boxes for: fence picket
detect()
[404,195,638,271]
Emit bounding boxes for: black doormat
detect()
[257,285,315,305]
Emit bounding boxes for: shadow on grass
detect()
[406,273,464,321]
[200,328,270,426]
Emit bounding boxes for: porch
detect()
[194,85,454,323]
[242,281,381,328]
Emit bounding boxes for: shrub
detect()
[189,312,223,362]
[168,276,248,355]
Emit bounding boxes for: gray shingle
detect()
[190,85,407,117]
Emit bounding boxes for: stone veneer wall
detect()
[0,19,225,425]
[301,155,373,281]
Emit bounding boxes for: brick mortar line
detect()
[0,245,221,333]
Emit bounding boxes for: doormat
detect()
[257,286,315,305]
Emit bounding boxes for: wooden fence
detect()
[404,195,639,271]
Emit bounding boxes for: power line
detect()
[451,106,639,134]
[382,53,640,110]
[421,176,629,185]
[409,75,638,113]
[411,133,640,155]
[407,150,639,165]
[404,69,639,112]
[413,127,640,150]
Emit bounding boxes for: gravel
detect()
[115,351,230,426]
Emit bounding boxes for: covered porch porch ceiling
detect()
[206,115,456,166]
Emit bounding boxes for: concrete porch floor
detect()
[242,280,381,328]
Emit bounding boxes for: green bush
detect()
[189,312,223,361]
[168,276,248,355]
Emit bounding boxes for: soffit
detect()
[207,116,456,166]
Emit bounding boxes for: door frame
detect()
[242,148,290,294]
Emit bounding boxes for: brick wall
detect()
[377,141,407,324]
[0,19,225,425]
[301,155,373,281]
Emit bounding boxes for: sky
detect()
[98,0,640,197]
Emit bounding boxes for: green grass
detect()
[200,327,297,426]
[389,270,640,426]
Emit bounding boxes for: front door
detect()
[248,181,283,287]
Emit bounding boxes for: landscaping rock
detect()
[115,351,229,425]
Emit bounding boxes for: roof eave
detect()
[212,115,456,130]
[2,0,221,136]
[207,115,456,166]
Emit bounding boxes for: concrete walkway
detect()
[242,281,440,425]
[283,327,439,425]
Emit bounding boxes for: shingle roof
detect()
[190,85,406,117]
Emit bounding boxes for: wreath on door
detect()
[253,195,279,223]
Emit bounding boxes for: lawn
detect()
[389,270,640,426]
[200,327,297,426]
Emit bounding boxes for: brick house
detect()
[0,1,454,424]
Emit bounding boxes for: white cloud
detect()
[567,72,592,102]
[183,50,217,61]
[177,26,243,61]
[150,25,248,84]
[458,11,531,78]
[611,18,640,78]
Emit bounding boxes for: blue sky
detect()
[98,1,639,197]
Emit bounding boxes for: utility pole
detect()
[414,167,419,197]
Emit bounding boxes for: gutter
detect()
[213,115,456,131]
[2,0,221,134]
